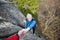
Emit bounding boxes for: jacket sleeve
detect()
[28,21,36,29]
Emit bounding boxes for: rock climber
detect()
[4,13,36,40]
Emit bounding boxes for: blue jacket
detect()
[24,18,36,29]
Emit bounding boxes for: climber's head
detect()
[26,13,32,21]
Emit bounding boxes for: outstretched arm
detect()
[18,21,36,37]
[28,21,36,29]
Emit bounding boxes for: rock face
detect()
[0,0,25,39]
[19,31,46,40]
[0,17,21,39]
[0,0,25,27]
[0,21,21,38]
[37,0,60,40]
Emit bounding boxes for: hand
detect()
[18,29,25,37]
[18,28,30,37]
[20,28,30,34]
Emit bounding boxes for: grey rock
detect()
[0,0,25,27]
[19,31,46,40]
[0,21,22,38]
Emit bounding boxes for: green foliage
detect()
[16,0,39,13]
[15,0,40,21]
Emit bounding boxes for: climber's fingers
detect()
[18,29,25,37]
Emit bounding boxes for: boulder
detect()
[0,0,25,27]
[0,17,22,38]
